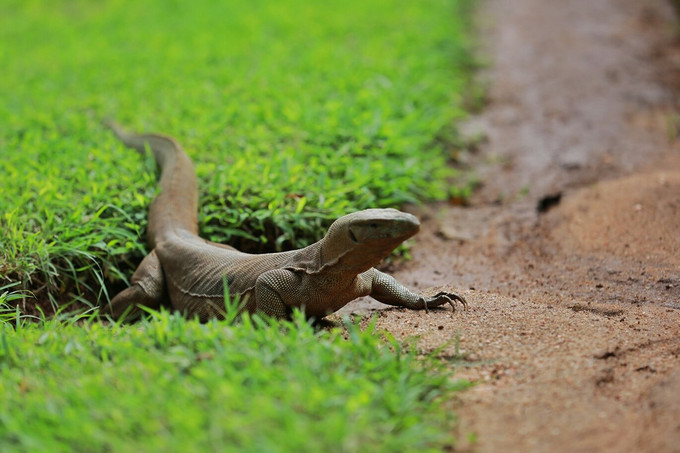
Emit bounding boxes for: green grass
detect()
[0,309,470,452]
[0,0,477,309]
[0,2,478,448]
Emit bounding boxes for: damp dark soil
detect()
[334,0,680,450]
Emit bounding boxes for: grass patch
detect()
[0,2,478,447]
[0,310,470,451]
[0,0,477,310]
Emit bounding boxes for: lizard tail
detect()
[104,120,200,248]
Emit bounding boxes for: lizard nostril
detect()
[349,229,359,243]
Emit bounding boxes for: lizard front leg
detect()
[254,269,348,319]
[253,269,298,319]
[102,249,166,321]
[366,268,467,312]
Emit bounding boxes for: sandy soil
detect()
[335,0,680,450]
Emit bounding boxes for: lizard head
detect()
[320,208,420,271]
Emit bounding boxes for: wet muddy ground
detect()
[335,0,680,450]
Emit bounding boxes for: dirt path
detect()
[336,0,680,450]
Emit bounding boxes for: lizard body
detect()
[104,123,467,321]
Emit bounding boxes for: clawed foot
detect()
[421,291,468,313]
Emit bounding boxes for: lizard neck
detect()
[311,237,375,275]
[284,240,366,275]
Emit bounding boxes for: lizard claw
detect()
[424,291,468,312]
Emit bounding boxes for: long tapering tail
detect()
[105,121,200,247]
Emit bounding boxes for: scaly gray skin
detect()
[103,123,468,321]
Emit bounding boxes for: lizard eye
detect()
[369,223,378,229]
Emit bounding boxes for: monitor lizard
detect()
[102,122,467,321]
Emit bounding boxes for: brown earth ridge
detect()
[335,0,680,451]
